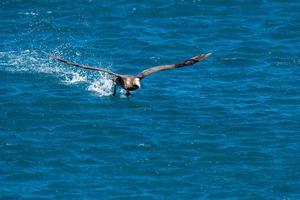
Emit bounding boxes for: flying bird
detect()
[43,51,211,96]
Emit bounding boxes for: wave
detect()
[0,49,115,97]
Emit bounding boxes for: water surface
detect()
[1,0,300,199]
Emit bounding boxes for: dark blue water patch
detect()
[1,0,300,199]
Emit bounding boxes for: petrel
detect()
[43,52,211,96]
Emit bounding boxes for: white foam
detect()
[63,72,87,84]
[18,12,38,16]
[119,89,128,98]
[0,50,114,97]
[87,77,114,97]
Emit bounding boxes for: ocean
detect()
[0,0,299,199]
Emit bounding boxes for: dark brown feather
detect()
[137,53,211,79]
[43,52,121,77]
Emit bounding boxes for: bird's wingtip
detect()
[206,52,212,57]
[41,50,49,55]
[192,52,212,61]
[41,51,53,58]
[41,51,59,60]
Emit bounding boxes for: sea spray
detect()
[0,49,114,97]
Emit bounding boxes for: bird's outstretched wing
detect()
[136,53,211,79]
[43,51,121,77]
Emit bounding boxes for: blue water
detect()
[1,0,300,199]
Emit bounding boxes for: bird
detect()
[43,51,211,96]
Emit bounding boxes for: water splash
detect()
[0,49,114,97]
[87,77,114,96]
[63,72,87,84]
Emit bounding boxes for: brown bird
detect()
[43,52,211,96]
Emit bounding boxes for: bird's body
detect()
[116,76,141,91]
[114,76,141,95]
[43,52,211,96]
